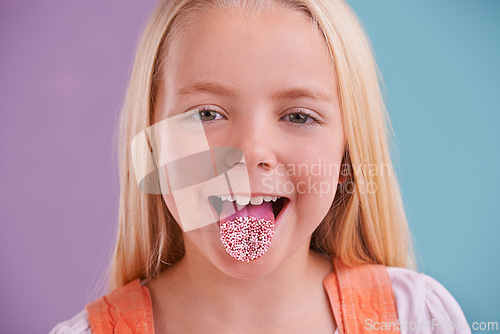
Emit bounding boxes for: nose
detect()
[224,114,277,172]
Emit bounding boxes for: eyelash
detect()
[281,110,322,128]
[190,107,323,128]
[191,107,226,124]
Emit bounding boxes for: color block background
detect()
[0,1,498,332]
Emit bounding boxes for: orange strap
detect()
[85,279,154,334]
[323,258,400,334]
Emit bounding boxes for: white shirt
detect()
[50,267,471,334]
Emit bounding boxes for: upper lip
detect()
[209,194,288,206]
[201,182,294,203]
[207,193,291,219]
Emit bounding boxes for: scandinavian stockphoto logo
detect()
[364,318,500,332]
[262,160,391,196]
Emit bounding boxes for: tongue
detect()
[219,201,275,262]
[220,200,275,222]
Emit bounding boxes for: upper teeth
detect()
[217,195,279,206]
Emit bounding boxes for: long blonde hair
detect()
[109,0,415,290]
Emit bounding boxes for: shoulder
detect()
[49,309,92,334]
[50,279,151,334]
[386,266,471,333]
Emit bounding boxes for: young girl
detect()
[52,0,471,333]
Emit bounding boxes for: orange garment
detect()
[86,258,399,334]
[323,258,400,334]
[86,279,153,334]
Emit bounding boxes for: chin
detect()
[208,243,284,280]
[212,232,311,281]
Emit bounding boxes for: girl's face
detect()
[154,6,345,278]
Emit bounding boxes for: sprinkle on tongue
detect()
[219,200,275,262]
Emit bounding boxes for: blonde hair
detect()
[109,0,415,290]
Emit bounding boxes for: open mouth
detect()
[208,195,289,221]
[208,195,290,262]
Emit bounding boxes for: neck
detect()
[161,240,333,325]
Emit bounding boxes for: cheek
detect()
[288,140,344,227]
[292,171,339,228]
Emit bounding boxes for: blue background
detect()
[348,0,500,326]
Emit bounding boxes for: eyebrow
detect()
[176,81,335,103]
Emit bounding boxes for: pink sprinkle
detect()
[219,216,275,262]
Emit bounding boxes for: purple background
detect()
[0,1,157,332]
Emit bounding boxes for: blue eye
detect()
[282,110,322,127]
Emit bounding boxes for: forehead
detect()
[161,6,337,105]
